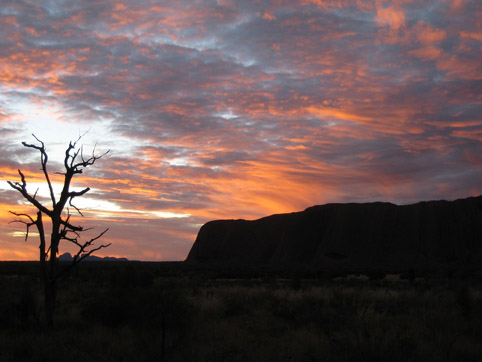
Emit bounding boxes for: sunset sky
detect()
[0,0,481,261]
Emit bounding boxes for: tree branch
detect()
[59,216,84,232]
[8,211,36,242]
[69,198,84,217]
[69,187,90,198]
[23,134,57,206]
[72,149,110,173]
[56,228,110,280]
[7,171,52,217]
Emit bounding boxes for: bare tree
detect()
[7,134,110,329]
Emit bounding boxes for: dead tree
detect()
[7,134,110,329]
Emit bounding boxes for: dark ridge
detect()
[186,195,482,272]
[58,252,129,262]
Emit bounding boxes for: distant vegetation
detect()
[1,261,481,362]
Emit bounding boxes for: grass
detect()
[1,262,481,361]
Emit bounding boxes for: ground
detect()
[1,261,481,362]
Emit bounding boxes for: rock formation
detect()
[186,195,482,271]
[59,252,128,262]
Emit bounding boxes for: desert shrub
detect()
[80,279,193,329]
[15,284,40,328]
[290,275,302,290]
[219,287,253,318]
[0,281,40,330]
[456,284,473,318]
[367,270,386,281]
[0,298,17,329]
[271,290,332,329]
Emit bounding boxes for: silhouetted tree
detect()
[8,134,110,329]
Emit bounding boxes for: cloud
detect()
[0,0,480,260]
[376,3,405,31]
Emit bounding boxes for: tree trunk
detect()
[36,211,56,330]
[44,222,60,330]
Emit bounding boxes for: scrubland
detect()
[1,262,481,362]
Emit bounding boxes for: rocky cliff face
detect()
[186,196,482,270]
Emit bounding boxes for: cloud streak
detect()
[0,0,481,260]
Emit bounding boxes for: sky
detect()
[0,0,481,261]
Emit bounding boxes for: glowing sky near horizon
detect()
[0,0,481,261]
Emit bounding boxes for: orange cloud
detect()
[262,12,277,21]
[375,4,405,30]
[305,106,373,123]
[459,31,482,41]
[415,21,446,44]
[409,46,443,61]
